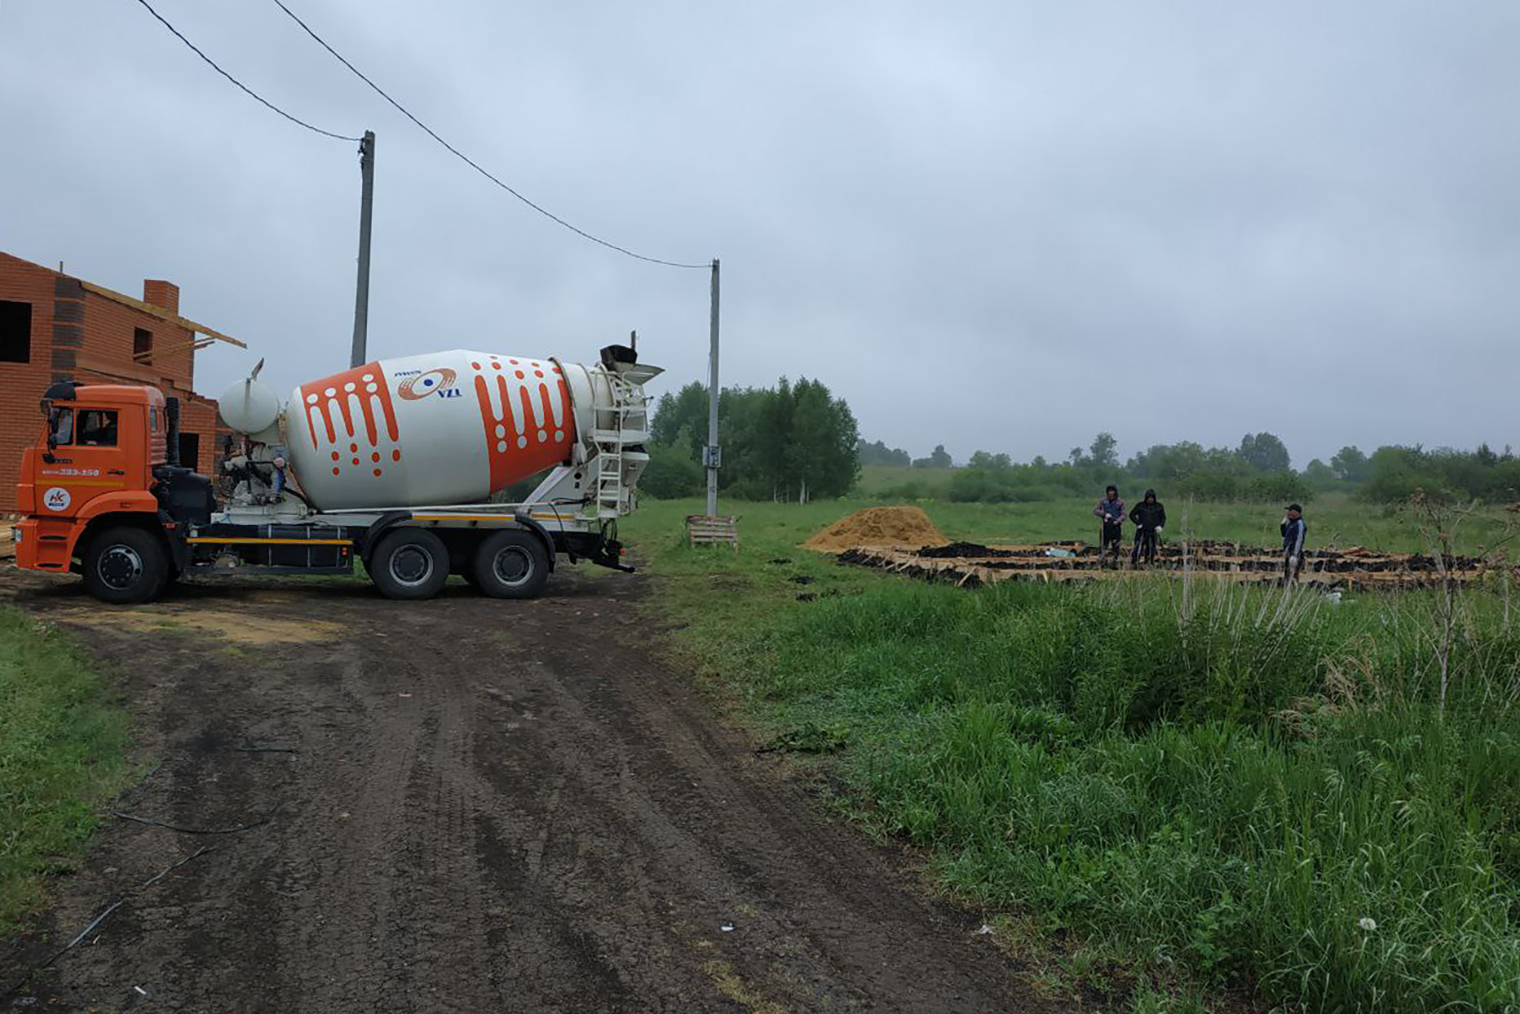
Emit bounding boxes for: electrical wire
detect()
[269,0,709,269]
[133,0,361,142]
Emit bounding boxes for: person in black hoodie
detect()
[1129,489,1166,566]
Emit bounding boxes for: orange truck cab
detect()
[15,380,215,602]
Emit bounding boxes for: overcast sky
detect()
[2,1,1516,468]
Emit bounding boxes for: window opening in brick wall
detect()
[178,432,200,471]
[133,327,153,364]
[0,299,33,363]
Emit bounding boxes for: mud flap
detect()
[511,511,557,572]
[360,510,413,570]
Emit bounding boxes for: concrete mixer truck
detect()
[13,344,662,604]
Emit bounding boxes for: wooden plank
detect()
[80,282,247,348]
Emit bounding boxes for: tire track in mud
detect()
[269,647,432,1011]
[1,573,1055,1013]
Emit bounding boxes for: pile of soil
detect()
[802,506,950,553]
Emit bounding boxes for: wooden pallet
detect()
[686,514,739,550]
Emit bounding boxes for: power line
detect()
[134,0,360,142]
[269,0,708,270]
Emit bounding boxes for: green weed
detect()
[0,609,132,937]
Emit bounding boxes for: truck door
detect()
[34,406,135,519]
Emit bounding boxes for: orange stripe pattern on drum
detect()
[300,362,402,479]
[469,355,572,494]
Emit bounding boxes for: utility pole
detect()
[705,258,721,517]
[349,130,376,368]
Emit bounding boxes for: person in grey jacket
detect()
[1092,485,1126,565]
[1281,504,1307,583]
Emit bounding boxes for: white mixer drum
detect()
[285,350,581,511]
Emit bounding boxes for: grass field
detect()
[621,496,1520,1013]
[0,608,132,938]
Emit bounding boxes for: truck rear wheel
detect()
[472,530,550,599]
[83,527,168,605]
[370,529,450,600]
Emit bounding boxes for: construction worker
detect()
[1129,489,1166,566]
[270,453,288,501]
[1092,485,1126,565]
[1281,503,1307,583]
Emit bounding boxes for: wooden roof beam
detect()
[79,281,248,349]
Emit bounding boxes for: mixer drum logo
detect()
[397,368,460,401]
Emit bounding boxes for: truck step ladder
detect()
[592,371,648,520]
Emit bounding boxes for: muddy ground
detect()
[1,566,1056,1013]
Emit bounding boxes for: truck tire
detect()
[472,529,550,599]
[370,529,450,600]
[82,527,168,605]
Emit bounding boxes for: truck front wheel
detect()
[370,529,450,600]
[82,527,169,605]
[472,530,550,599]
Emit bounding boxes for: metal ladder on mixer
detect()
[592,371,644,519]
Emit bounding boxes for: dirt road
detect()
[2,568,1051,1013]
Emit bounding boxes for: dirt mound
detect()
[803,506,950,552]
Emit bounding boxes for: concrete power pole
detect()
[349,130,376,369]
[705,258,721,517]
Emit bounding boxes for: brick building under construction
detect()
[0,248,240,511]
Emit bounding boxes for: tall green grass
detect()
[0,609,132,937]
[707,567,1520,1011]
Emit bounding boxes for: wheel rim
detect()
[492,546,534,586]
[98,544,144,591]
[389,545,435,586]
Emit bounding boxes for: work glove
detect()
[1155,527,1163,535]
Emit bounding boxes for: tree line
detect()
[860,439,951,469]
[872,431,1520,506]
[643,378,859,502]
[642,377,1517,506]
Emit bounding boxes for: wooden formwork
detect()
[838,541,1499,592]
